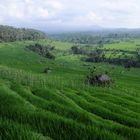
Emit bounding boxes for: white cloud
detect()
[0,0,140,30]
[47,0,63,10]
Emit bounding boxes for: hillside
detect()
[0,34,140,139]
[0,25,46,42]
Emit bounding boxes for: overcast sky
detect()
[0,0,140,32]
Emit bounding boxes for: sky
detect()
[0,0,140,32]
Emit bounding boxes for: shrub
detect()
[86,67,112,86]
[26,43,55,59]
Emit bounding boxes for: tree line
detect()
[0,25,46,42]
[26,43,55,59]
[71,45,140,68]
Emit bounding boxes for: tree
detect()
[0,25,46,42]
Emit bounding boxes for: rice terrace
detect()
[0,0,140,140]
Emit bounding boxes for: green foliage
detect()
[26,43,55,59]
[0,25,46,42]
[0,38,140,140]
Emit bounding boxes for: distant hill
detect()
[50,28,140,44]
[0,25,47,42]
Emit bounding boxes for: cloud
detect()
[0,0,140,31]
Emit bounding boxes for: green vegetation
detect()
[0,29,140,140]
[26,43,55,59]
[0,25,46,42]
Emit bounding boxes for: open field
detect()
[0,39,140,140]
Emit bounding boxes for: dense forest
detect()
[50,29,140,44]
[0,25,46,42]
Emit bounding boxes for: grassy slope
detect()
[104,40,140,51]
[0,39,140,140]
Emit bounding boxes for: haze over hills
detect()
[2,24,140,37]
[0,24,126,34]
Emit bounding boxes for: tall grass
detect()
[0,39,140,140]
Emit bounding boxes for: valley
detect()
[0,34,140,139]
